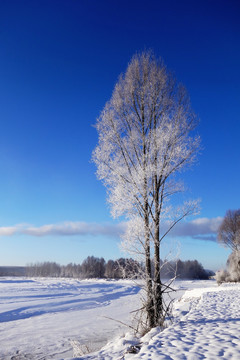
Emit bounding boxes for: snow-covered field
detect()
[0,278,141,359]
[1,278,240,359]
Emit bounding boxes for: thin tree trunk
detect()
[154,219,163,326]
[142,97,154,329]
[153,175,163,326]
[152,111,163,326]
[144,194,154,328]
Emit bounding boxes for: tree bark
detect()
[153,175,163,326]
[144,173,154,328]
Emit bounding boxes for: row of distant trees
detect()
[26,256,211,280]
[161,259,211,280]
[0,266,26,277]
[26,257,139,279]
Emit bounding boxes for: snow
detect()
[0,278,141,359]
[1,278,240,359]
[72,281,240,360]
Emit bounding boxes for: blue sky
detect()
[0,0,239,270]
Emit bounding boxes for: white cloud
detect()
[169,217,222,240]
[0,221,126,238]
[0,224,28,236]
[0,226,19,236]
[0,217,222,242]
[22,221,126,237]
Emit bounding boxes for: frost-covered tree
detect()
[93,51,200,329]
[216,251,240,284]
[216,210,240,284]
[217,209,240,251]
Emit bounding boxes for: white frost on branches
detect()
[93,51,201,329]
[93,51,200,224]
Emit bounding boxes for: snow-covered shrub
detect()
[216,250,240,284]
[227,250,240,281]
[215,269,229,285]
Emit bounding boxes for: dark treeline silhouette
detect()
[160,259,212,280]
[0,266,26,276]
[25,256,211,280]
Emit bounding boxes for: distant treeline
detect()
[0,266,26,277]
[25,256,212,280]
[26,257,139,279]
[161,259,212,280]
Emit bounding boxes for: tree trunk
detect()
[144,199,155,329]
[154,218,163,326]
[153,112,163,326]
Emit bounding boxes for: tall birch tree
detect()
[93,51,200,329]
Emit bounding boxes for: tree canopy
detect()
[217,209,240,251]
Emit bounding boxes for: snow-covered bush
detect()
[227,250,240,281]
[215,269,229,285]
[216,250,240,284]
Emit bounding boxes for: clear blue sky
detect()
[0,0,239,270]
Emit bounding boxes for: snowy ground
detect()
[0,278,141,359]
[1,278,240,359]
[77,282,240,360]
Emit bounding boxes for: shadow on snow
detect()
[0,283,140,323]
